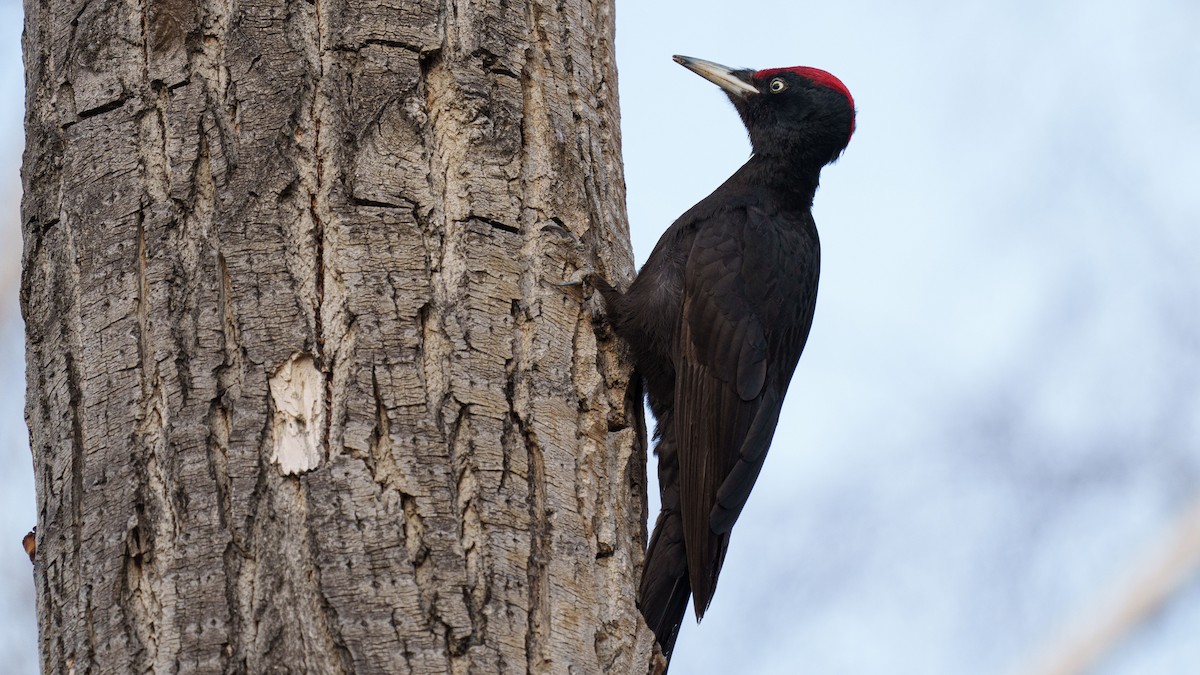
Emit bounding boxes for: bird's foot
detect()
[552,266,594,288]
[540,219,580,242]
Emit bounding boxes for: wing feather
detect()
[674,205,819,618]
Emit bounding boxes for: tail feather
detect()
[638,508,691,667]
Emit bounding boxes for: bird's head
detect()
[674,55,855,167]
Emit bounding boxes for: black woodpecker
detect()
[592,55,855,665]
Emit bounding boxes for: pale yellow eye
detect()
[769,78,787,93]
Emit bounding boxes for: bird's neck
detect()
[738,153,822,206]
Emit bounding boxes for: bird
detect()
[22,526,36,564]
[590,55,855,665]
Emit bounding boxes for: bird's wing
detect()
[675,205,818,618]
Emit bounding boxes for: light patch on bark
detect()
[268,353,326,475]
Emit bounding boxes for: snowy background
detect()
[2,0,1199,673]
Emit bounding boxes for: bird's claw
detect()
[553,266,593,288]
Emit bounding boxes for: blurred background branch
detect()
[1022,496,1200,675]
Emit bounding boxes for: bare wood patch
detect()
[268,353,326,475]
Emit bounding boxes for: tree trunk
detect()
[20,0,658,671]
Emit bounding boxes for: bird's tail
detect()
[638,506,691,669]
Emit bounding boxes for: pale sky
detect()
[617,1,1200,673]
[2,1,1198,673]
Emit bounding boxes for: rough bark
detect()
[20,0,658,671]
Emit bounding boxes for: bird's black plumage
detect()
[594,56,855,666]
